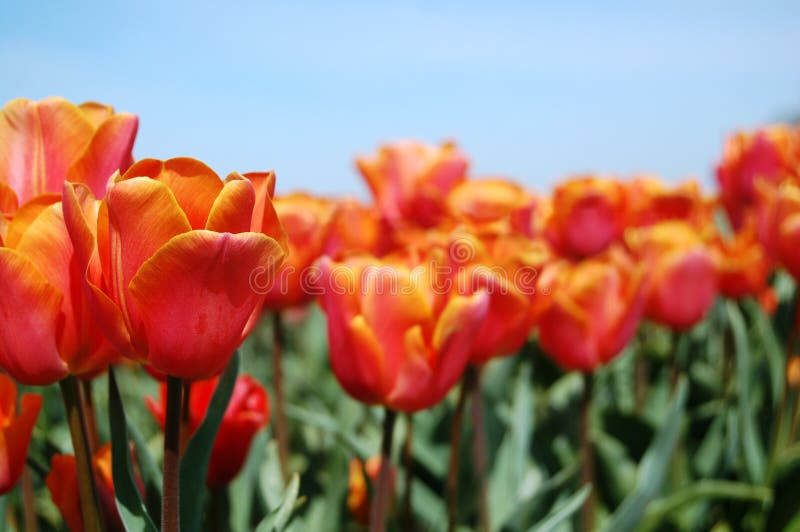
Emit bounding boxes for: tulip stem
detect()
[80,379,100,454]
[580,372,594,532]
[402,414,414,531]
[471,367,490,532]
[369,408,397,532]
[272,312,291,481]
[446,365,477,532]
[22,466,38,532]
[180,381,192,452]
[59,376,105,532]
[162,376,183,532]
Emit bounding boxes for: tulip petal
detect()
[67,112,138,198]
[385,325,435,412]
[128,230,284,379]
[78,101,115,127]
[4,193,60,248]
[0,98,94,204]
[206,176,256,233]
[0,248,67,385]
[0,182,17,215]
[122,158,223,229]
[244,171,288,251]
[1,393,42,494]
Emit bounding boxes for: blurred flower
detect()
[46,443,132,532]
[347,456,395,526]
[717,125,800,229]
[755,179,800,281]
[0,194,117,384]
[626,221,718,329]
[626,176,713,228]
[314,254,489,412]
[262,192,336,309]
[324,198,393,259]
[712,218,771,299]
[0,374,41,494]
[0,97,138,211]
[787,356,800,388]
[446,178,538,235]
[146,374,269,487]
[356,140,468,229]
[758,286,778,316]
[544,176,627,258]
[62,158,287,380]
[537,248,645,371]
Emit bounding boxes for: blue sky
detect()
[1,1,798,196]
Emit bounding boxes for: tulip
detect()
[0,374,42,494]
[347,456,395,526]
[755,179,800,281]
[0,195,117,385]
[0,97,138,210]
[626,221,718,330]
[324,198,393,259]
[262,192,336,309]
[46,443,133,532]
[62,158,287,380]
[717,125,800,229]
[446,178,535,231]
[356,140,468,229]
[712,218,771,299]
[626,176,713,228]
[314,254,489,412]
[146,374,270,487]
[537,247,645,370]
[545,176,627,258]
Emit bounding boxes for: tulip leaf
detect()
[742,298,784,407]
[726,301,766,484]
[255,473,301,532]
[526,484,591,532]
[603,377,688,532]
[180,351,240,532]
[108,369,159,532]
[126,414,162,522]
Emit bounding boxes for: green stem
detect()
[162,376,183,532]
[272,312,290,480]
[446,366,476,532]
[59,376,105,532]
[580,372,594,532]
[471,367,489,532]
[402,414,414,531]
[369,409,397,532]
[22,466,38,532]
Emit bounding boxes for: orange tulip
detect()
[146,374,269,487]
[356,140,468,229]
[626,176,713,228]
[0,194,117,384]
[62,158,287,380]
[755,179,800,281]
[323,198,393,259]
[627,221,718,329]
[446,178,536,233]
[717,125,800,229]
[262,192,336,309]
[537,248,645,371]
[0,97,138,211]
[0,374,42,494]
[545,176,627,258]
[314,254,488,412]
[712,218,771,299]
[46,443,132,532]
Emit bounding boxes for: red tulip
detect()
[627,221,718,329]
[626,176,713,228]
[0,374,42,494]
[314,254,489,412]
[62,158,287,380]
[146,375,270,487]
[545,176,627,258]
[323,198,394,259]
[755,179,800,282]
[356,140,468,229]
[0,97,138,211]
[713,218,772,299]
[537,248,645,371]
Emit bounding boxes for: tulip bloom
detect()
[314,254,489,412]
[626,176,713,228]
[324,198,393,259]
[46,444,131,532]
[545,176,627,258]
[356,140,468,229]
[446,178,535,230]
[0,374,42,494]
[717,125,800,229]
[62,158,287,380]
[0,195,117,384]
[262,193,335,309]
[0,97,138,211]
[537,248,645,371]
[146,375,269,487]
[755,179,800,281]
[713,219,771,299]
[627,221,718,329]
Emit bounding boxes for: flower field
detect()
[1,97,800,531]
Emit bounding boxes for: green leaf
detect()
[230,430,269,532]
[108,369,159,532]
[126,414,162,521]
[526,485,591,532]
[726,301,767,483]
[639,480,772,530]
[255,473,301,532]
[603,377,688,532]
[180,352,240,532]
[742,298,785,407]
